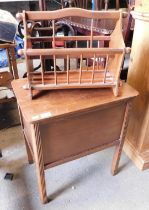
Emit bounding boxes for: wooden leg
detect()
[9,47,19,79]
[24,135,34,164]
[111,101,131,175]
[31,124,48,204]
[30,87,33,100]
[18,105,33,164]
[112,85,119,97]
[17,105,32,163]
[6,48,13,75]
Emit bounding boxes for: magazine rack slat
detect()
[18,8,126,99]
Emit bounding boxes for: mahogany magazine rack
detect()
[17,8,128,99]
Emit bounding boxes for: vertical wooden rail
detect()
[67,54,69,84]
[23,11,34,98]
[40,55,45,85]
[90,18,94,48]
[91,53,96,83]
[53,55,57,85]
[75,40,78,68]
[9,46,19,79]
[116,0,120,10]
[97,57,99,70]
[79,54,83,84]
[86,40,89,70]
[39,0,47,10]
[103,55,109,83]
[98,40,100,48]
[64,41,67,70]
[52,20,55,48]
[75,40,78,48]
[105,0,109,10]
[97,40,100,70]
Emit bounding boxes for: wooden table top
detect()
[12,79,138,124]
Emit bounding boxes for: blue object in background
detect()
[92,0,95,10]
[15,35,24,58]
[0,35,24,68]
[0,21,17,43]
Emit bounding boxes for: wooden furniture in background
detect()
[124,2,149,170]
[18,8,127,98]
[0,71,15,104]
[0,43,18,103]
[0,43,18,79]
[12,78,138,203]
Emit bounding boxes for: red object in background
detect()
[55,41,65,47]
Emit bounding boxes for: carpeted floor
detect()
[0,126,149,210]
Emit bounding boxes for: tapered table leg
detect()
[24,137,34,164]
[31,124,48,204]
[18,106,33,164]
[111,101,131,175]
